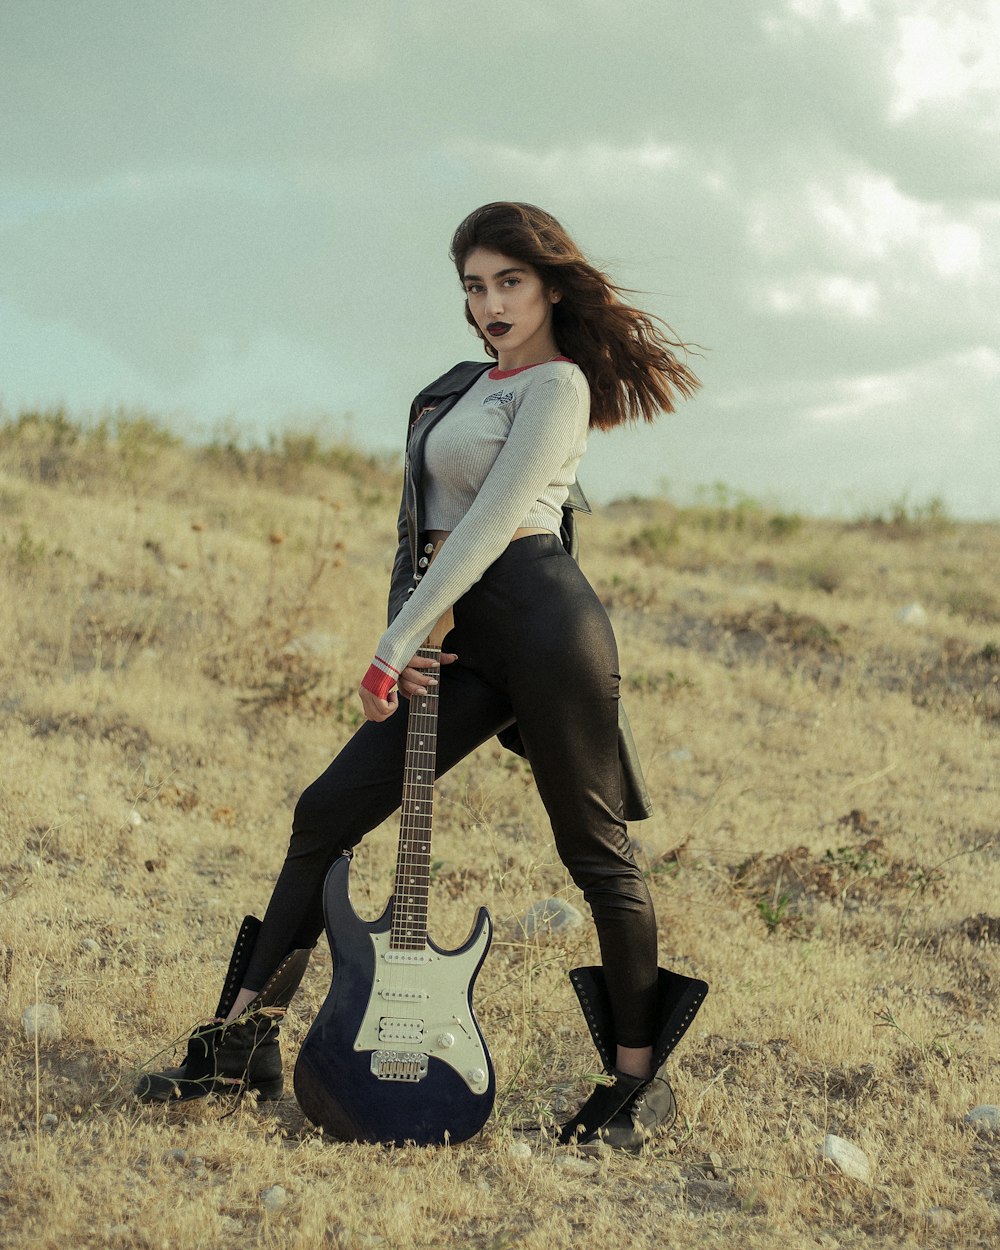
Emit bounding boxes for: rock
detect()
[818,1134,871,1183]
[128,809,143,827]
[283,631,344,658]
[40,1113,58,1130]
[517,898,584,938]
[81,939,101,955]
[22,1003,62,1043]
[508,1140,532,1160]
[261,1185,287,1210]
[556,1155,598,1176]
[895,602,927,627]
[668,748,693,763]
[685,1176,732,1206]
[188,1155,207,1177]
[163,1148,188,1164]
[964,1105,1000,1136]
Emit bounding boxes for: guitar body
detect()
[293,853,496,1145]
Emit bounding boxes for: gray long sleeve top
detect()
[361,358,590,698]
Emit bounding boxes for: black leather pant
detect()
[244,534,658,1048]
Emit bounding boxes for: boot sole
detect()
[135,1076,284,1103]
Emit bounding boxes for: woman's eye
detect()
[464,284,483,295]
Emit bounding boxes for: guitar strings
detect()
[390,643,439,1014]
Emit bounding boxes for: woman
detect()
[136,202,708,1150]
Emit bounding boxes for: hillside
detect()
[1,412,998,1249]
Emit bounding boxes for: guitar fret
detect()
[390,633,446,951]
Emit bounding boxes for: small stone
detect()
[556,1155,598,1176]
[709,1151,724,1170]
[128,809,143,827]
[283,631,345,658]
[40,1113,58,1130]
[508,1140,532,1160]
[668,748,693,763]
[163,1148,188,1164]
[261,1185,287,1210]
[818,1134,871,1183]
[896,602,927,627]
[188,1155,207,1177]
[22,1003,62,1043]
[81,939,101,955]
[685,1176,732,1206]
[517,898,584,938]
[964,1105,1000,1136]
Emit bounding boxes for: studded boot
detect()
[134,916,311,1104]
[559,965,708,1151]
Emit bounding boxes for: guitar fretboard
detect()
[390,645,439,950]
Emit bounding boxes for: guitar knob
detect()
[468,1068,486,1085]
[436,1032,455,1048]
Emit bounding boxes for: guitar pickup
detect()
[378,1017,425,1044]
[370,1050,429,1082]
[379,987,428,1002]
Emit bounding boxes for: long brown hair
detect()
[450,201,700,430]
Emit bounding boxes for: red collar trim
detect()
[488,355,573,380]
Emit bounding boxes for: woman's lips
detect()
[486,322,511,336]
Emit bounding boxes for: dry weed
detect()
[1,414,998,1249]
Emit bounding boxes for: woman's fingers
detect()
[398,651,458,697]
[359,685,398,722]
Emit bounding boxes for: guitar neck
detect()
[390,642,441,950]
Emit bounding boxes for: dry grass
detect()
[1,412,998,1249]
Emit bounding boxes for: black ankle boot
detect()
[559,965,708,1152]
[134,916,311,1104]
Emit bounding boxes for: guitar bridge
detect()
[370,1049,429,1082]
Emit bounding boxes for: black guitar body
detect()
[293,854,495,1146]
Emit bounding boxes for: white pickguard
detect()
[354,927,491,1094]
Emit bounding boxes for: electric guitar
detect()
[293,607,495,1145]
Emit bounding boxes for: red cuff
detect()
[361,660,398,701]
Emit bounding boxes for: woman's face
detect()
[461,247,561,368]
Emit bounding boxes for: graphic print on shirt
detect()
[482,389,515,407]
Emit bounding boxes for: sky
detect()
[1,0,997,518]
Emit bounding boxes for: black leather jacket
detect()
[387,361,653,822]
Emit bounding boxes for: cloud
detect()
[0,0,996,517]
[890,4,1000,125]
[760,273,881,318]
